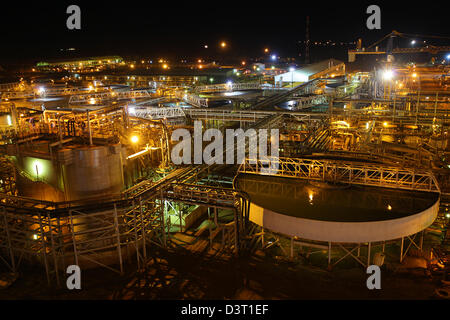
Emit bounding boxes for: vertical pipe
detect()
[132,200,140,269]
[38,213,51,285]
[69,210,79,267]
[367,242,371,267]
[179,205,183,233]
[86,110,93,146]
[234,208,239,255]
[160,190,167,247]
[140,197,147,261]
[261,227,265,248]
[47,214,60,286]
[56,217,66,274]
[113,204,123,274]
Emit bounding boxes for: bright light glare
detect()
[382,69,394,80]
[130,135,139,144]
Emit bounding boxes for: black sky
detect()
[0,0,448,64]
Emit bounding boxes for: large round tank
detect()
[235,174,440,243]
[63,145,124,200]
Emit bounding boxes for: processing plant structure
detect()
[0,32,449,293]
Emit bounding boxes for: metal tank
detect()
[63,145,124,201]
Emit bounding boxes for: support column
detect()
[113,204,123,274]
[400,237,404,262]
[290,237,294,259]
[328,242,332,266]
[86,110,93,146]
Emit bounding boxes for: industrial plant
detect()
[0,27,449,301]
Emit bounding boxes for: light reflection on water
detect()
[236,174,438,222]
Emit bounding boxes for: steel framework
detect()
[68,89,152,104]
[195,82,276,93]
[173,91,208,108]
[238,156,441,193]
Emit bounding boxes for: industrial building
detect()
[274,59,345,86]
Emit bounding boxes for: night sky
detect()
[0,1,449,64]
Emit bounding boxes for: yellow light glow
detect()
[220,41,227,48]
[387,205,392,211]
[412,73,417,78]
[162,64,168,69]
[383,122,388,127]
[130,135,139,144]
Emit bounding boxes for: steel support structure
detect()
[238,156,441,193]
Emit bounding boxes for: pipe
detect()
[87,110,93,146]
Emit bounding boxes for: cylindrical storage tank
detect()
[63,145,124,200]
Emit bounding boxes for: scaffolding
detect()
[0,176,249,285]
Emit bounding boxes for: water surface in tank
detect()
[235,174,439,222]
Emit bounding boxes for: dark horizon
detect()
[1,1,449,65]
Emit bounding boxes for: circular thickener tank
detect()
[235,174,440,243]
[64,145,123,200]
